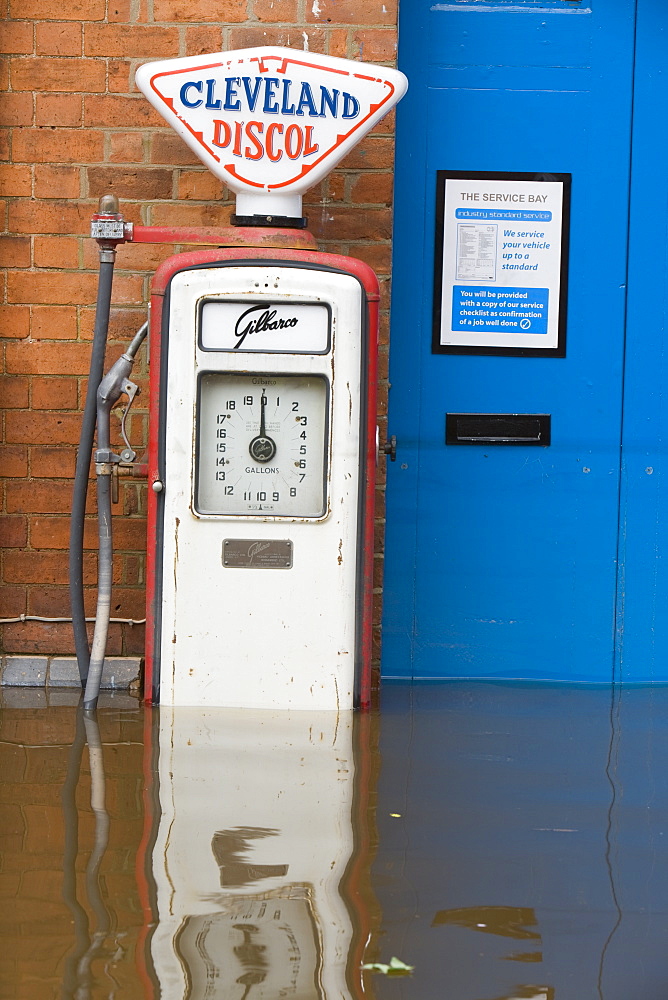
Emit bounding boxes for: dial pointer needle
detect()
[249,393,277,463]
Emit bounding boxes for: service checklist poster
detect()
[433,171,570,356]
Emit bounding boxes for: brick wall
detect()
[0,3,398,664]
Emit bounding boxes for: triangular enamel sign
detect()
[136,47,407,210]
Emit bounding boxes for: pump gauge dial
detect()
[196,372,329,517]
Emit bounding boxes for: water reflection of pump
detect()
[146,708,377,999]
[60,708,113,999]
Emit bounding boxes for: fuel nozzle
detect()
[94,322,148,466]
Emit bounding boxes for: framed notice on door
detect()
[433,171,571,356]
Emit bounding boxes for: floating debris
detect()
[362,956,414,976]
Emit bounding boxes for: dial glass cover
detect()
[196,372,329,517]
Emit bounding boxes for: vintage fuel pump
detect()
[73,47,407,710]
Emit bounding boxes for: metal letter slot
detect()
[445,413,551,446]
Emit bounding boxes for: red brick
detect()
[0,236,30,268]
[330,173,346,201]
[30,514,90,549]
[184,26,223,55]
[0,304,30,338]
[5,341,93,376]
[96,240,175,272]
[353,29,397,62]
[5,549,89,586]
[34,165,80,200]
[0,444,28,477]
[8,0,105,19]
[122,620,145,655]
[87,167,173,201]
[0,515,28,548]
[228,25,299,49]
[11,57,105,93]
[119,553,143,584]
[5,479,94,514]
[373,552,384,589]
[31,377,78,410]
[106,586,146,619]
[327,28,349,57]
[306,0,396,23]
[0,620,94,655]
[35,94,83,128]
[0,93,33,127]
[340,136,394,169]
[108,59,131,94]
[150,132,200,166]
[106,273,145,305]
[0,22,33,55]
[371,108,395,134]
[378,309,389,345]
[35,22,82,57]
[149,201,233,228]
[310,206,391,241]
[12,128,104,164]
[107,0,133,22]
[153,0,246,21]
[377,344,389,380]
[350,172,394,206]
[253,0,298,22]
[0,131,10,160]
[5,410,83,446]
[7,270,99,305]
[83,24,180,58]
[0,584,27,617]
[350,242,391,273]
[84,94,162,128]
[33,236,79,270]
[32,305,78,341]
[29,447,77,479]
[1,376,30,407]
[177,170,224,201]
[91,307,148,344]
[28,584,96,617]
[0,163,32,196]
[109,132,145,163]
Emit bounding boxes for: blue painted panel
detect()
[427,6,594,67]
[382,0,637,679]
[616,1,668,681]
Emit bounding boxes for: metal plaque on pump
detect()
[135,47,407,708]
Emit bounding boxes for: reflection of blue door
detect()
[382,1,668,683]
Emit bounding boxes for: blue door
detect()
[383,0,668,683]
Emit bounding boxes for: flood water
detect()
[2,681,668,999]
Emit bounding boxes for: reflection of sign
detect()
[433,171,570,356]
[211,827,288,887]
[136,47,407,198]
[177,891,323,1000]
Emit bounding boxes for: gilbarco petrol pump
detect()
[71,47,407,710]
